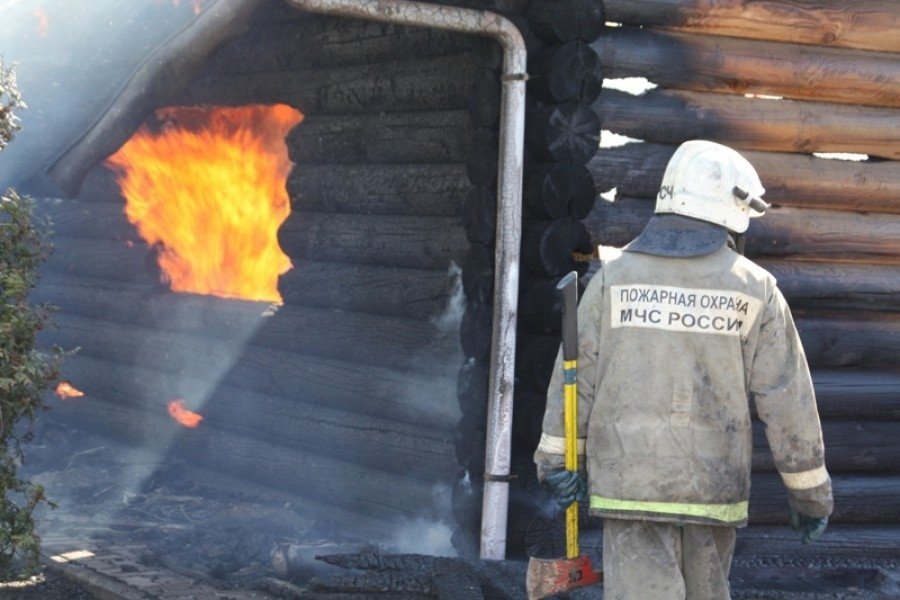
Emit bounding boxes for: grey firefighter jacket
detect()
[534,245,834,527]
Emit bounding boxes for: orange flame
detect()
[106,105,301,303]
[167,399,203,428]
[55,381,84,400]
[33,8,48,37]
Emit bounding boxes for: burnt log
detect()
[795,311,900,369]
[603,0,900,54]
[594,88,900,160]
[465,128,499,187]
[180,53,480,115]
[42,237,162,284]
[278,212,468,270]
[52,355,456,481]
[467,68,501,128]
[287,110,471,164]
[588,142,900,214]
[528,41,603,105]
[749,475,900,525]
[522,218,594,277]
[584,197,900,263]
[812,369,900,420]
[526,100,601,164]
[523,161,597,220]
[461,243,494,305]
[460,302,493,362]
[279,261,457,319]
[457,359,490,414]
[752,421,900,474]
[46,314,460,429]
[516,334,561,394]
[462,187,496,246]
[594,27,900,108]
[287,163,467,216]
[758,261,900,312]
[206,15,480,74]
[518,276,573,334]
[526,0,606,44]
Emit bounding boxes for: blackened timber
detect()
[34,198,137,240]
[461,244,494,305]
[461,187,496,246]
[278,212,468,270]
[467,68,501,128]
[526,100,601,163]
[522,218,594,277]
[288,111,471,165]
[752,421,900,474]
[584,197,900,263]
[287,164,467,216]
[594,27,900,108]
[46,314,460,429]
[594,88,900,160]
[603,0,900,54]
[42,237,161,284]
[813,370,900,420]
[748,474,900,525]
[37,279,461,375]
[528,41,603,104]
[279,261,455,320]
[523,161,596,220]
[519,277,570,334]
[460,302,492,362]
[526,0,606,44]
[758,261,900,312]
[795,311,900,369]
[180,54,481,115]
[465,128,499,186]
[205,15,480,74]
[589,142,900,214]
[55,355,456,481]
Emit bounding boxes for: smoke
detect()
[431,261,465,333]
[0,0,206,192]
[388,518,456,557]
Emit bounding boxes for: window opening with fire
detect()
[106,104,302,304]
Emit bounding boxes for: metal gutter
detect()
[284,0,526,560]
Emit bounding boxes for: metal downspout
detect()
[284,0,526,560]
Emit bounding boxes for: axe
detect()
[525,271,602,599]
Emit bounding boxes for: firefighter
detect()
[534,140,833,599]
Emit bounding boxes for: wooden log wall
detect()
[556,0,900,569]
[34,0,503,550]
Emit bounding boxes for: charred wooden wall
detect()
[565,0,899,568]
[34,0,507,545]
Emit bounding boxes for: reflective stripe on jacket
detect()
[534,245,833,526]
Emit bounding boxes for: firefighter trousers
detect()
[602,518,735,600]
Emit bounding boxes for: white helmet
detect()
[655,140,768,234]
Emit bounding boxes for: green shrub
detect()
[0,59,62,579]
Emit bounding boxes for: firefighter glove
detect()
[545,469,587,509]
[789,506,828,544]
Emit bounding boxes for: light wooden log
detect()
[52,355,457,481]
[594,26,900,108]
[278,212,468,270]
[45,313,460,430]
[287,111,471,165]
[812,369,900,420]
[603,0,900,54]
[589,142,900,214]
[583,197,900,263]
[205,15,480,74]
[752,421,900,474]
[35,277,461,376]
[286,163,468,216]
[594,88,900,159]
[278,261,457,320]
[179,53,480,115]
